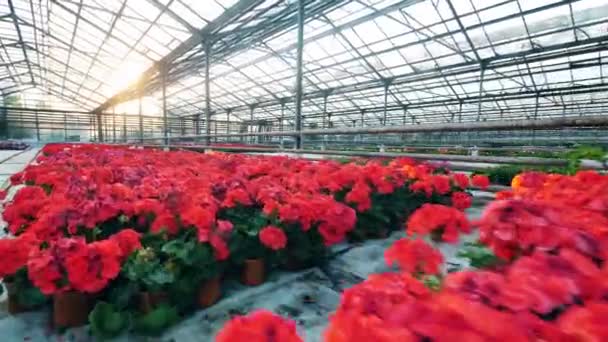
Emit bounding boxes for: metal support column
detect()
[294,0,305,149]
[96,112,104,142]
[458,100,463,123]
[214,115,218,143]
[205,42,212,145]
[161,63,168,146]
[533,93,540,120]
[226,109,231,142]
[64,113,68,141]
[249,105,255,144]
[139,97,144,143]
[91,116,95,142]
[476,63,486,122]
[112,107,116,142]
[34,110,40,142]
[279,102,285,146]
[123,111,127,142]
[360,109,365,127]
[359,109,365,143]
[322,93,329,145]
[382,79,391,125]
[401,105,407,143]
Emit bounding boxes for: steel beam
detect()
[139,97,144,143]
[205,42,212,145]
[294,0,305,149]
[161,63,168,146]
[123,111,127,142]
[35,109,40,141]
[96,112,104,142]
[92,0,263,113]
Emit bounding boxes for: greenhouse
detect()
[0,0,607,341]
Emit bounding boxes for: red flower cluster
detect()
[0,144,474,296]
[406,204,470,242]
[0,232,39,278]
[450,191,472,210]
[27,229,141,294]
[471,174,490,189]
[216,310,303,342]
[259,226,287,250]
[325,170,608,341]
[384,238,443,275]
[477,199,608,261]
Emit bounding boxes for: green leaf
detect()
[107,281,138,310]
[16,286,47,308]
[457,242,500,269]
[144,267,175,289]
[423,275,442,292]
[134,304,179,336]
[89,302,130,339]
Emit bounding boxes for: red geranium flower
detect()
[0,232,39,278]
[451,191,472,210]
[210,235,230,261]
[64,239,123,293]
[452,173,470,189]
[325,312,417,342]
[430,175,451,195]
[27,238,85,294]
[558,301,608,341]
[385,238,443,275]
[216,310,303,342]
[259,226,287,251]
[110,229,142,260]
[345,181,372,212]
[406,204,470,243]
[472,174,490,189]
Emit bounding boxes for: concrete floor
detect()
[0,148,41,189]
[0,148,488,341]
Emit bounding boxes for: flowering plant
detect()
[0,143,480,335]
[406,204,470,242]
[216,310,303,342]
[322,170,608,341]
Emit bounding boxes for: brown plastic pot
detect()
[53,291,90,328]
[4,281,24,315]
[241,258,265,286]
[138,291,168,314]
[198,277,221,308]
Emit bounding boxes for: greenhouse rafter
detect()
[0,0,607,143]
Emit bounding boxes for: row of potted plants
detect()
[215,169,608,341]
[0,143,486,337]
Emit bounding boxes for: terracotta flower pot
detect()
[241,258,265,286]
[4,281,24,315]
[198,277,222,308]
[53,291,90,328]
[138,291,168,314]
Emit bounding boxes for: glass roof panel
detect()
[1,0,606,127]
